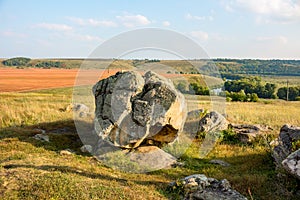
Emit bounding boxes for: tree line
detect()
[176,76,300,102]
[2,57,66,68]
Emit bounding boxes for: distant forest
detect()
[2,57,300,77]
[213,58,300,78]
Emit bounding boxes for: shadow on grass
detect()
[0,120,173,199]
[1,121,299,199]
[2,164,166,186]
[0,119,95,154]
[178,148,300,200]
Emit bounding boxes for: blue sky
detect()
[0,0,300,59]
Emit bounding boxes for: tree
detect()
[2,57,31,66]
[277,86,300,101]
[250,93,259,102]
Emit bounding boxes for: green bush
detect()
[2,57,31,66]
[226,97,232,102]
[220,129,240,144]
[35,61,65,68]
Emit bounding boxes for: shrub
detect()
[220,129,240,144]
[2,57,31,66]
[226,97,232,102]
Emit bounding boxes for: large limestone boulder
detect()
[93,71,187,149]
[169,174,247,200]
[273,124,300,166]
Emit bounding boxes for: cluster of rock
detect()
[169,174,247,200]
[272,124,300,180]
[229,124,272,143]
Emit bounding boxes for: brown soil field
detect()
[0,68,209,92]
[0,68,122,92]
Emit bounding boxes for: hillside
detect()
[2,57,300,77]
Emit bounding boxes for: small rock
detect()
[199,111,229,133]
[80,145,92,153]
[128,146,178,172]
[170,174,247,200]
[209,159,230,167]
[33,134,49,142]
[33,128,46,134]
[60,149,74,156]
[183,110,228,136]
[66,103,90,118]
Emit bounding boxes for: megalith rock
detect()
[92,71,187,149]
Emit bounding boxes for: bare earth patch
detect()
[0,68,123,92]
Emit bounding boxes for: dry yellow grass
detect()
[1,88,300,199]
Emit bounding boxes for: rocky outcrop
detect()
[229,124,272,143]
[282,149,300,180]
[272,124,300,181]
[199,111,228,133]
[93,71,186,149]
[183,109,228,136]
[273,124,300,166]
[169,174,247,200]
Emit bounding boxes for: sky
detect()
[0,0,300,59]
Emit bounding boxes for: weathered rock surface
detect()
[183,109,228,135]
[185,109,204,121]
[93,71,186,149]
[229,124,272,143]
[128,146,178,171]
[67,103,90,118]
[80,145,93,153]
[199,111,228,133]
[282,149,300,180]
[169,174,247,200]
[273,124,300,166]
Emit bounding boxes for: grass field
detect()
[0,68,300,199]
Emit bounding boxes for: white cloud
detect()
[256,35,288,45]
[185,13,214,21]
[35,23,72,31]
[2,30,27,38]
[223,0,300,24]
[67,16,117,27]
[116,14,151,27]
[62,32,103,42]
[162,21,170,26]
[190,31,209,41]
[76,34,103,42]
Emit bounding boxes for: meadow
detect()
[1,84,300,199]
